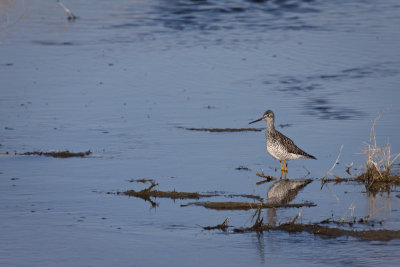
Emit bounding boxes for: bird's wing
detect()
[275,130,311,157]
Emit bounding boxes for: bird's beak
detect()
[249,117,263,124]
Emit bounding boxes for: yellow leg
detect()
[283,160,287,173]
[279,161,283,172]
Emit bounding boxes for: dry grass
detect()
[321,112,400,192]
[322,144,343,179]
[360,112,400,190]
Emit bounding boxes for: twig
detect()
[322,144,343,179]
[143,182,158,193]
[221,217,229,227]
[256,172,277,181]
[290,209,302,224]
[320,217,333,224]
[57,0,77,20]
[203,217,230,231]
[250,207,264,229]
[345,162,353,175]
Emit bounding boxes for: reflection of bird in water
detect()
[267,179,312,204]
[266,179,312,226]
[249,110,316,178]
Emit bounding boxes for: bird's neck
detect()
[266,119,275,133]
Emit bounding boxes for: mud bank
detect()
[234,222,400,241]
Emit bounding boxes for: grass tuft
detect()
[359,112,400,191]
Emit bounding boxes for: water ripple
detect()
[108,0,322,34]
[304,97,365,120]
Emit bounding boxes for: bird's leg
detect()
[279,169,283,179]
[279,161,283,172]
[283,160,288,173]
[283,170,287,179]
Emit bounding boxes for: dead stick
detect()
[57,0,77,20]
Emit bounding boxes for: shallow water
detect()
[1,0,400,266]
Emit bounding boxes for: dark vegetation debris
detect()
[256,172,277,180]
[236,166,250,171]
[22,150,91,158]
[256,173,277,185]
[321,176,358,184]
[319,215,382,227]
[203,217,230,231]
[181,127,263,132]
[181,201,316,210]
[358,165,400,192]
[129,178,155,184]
[118,183,217,207]
[225,194,261,200]
[233,221,400,241]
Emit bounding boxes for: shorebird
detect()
[249,110,316,176]
[267,179,312,204]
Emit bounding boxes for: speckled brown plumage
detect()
[249,110,316,173]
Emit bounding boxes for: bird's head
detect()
[249,110,274,124]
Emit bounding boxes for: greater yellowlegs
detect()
[249,110,316,174]
[267,179,312,204]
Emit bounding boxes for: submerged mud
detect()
[203,217,230,231]
[117,181,265,205]
[124,188,214,199]
[113,177,400,241]
[181,127,263,132]
[181,201,316,210]
[319,216,383,227]
[119,183,217,207]
[234,222,400,241]
[235,166,250,171]
[22,150,92,158]
[129,178,155,184]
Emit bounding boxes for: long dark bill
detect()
[248,118,262,124]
